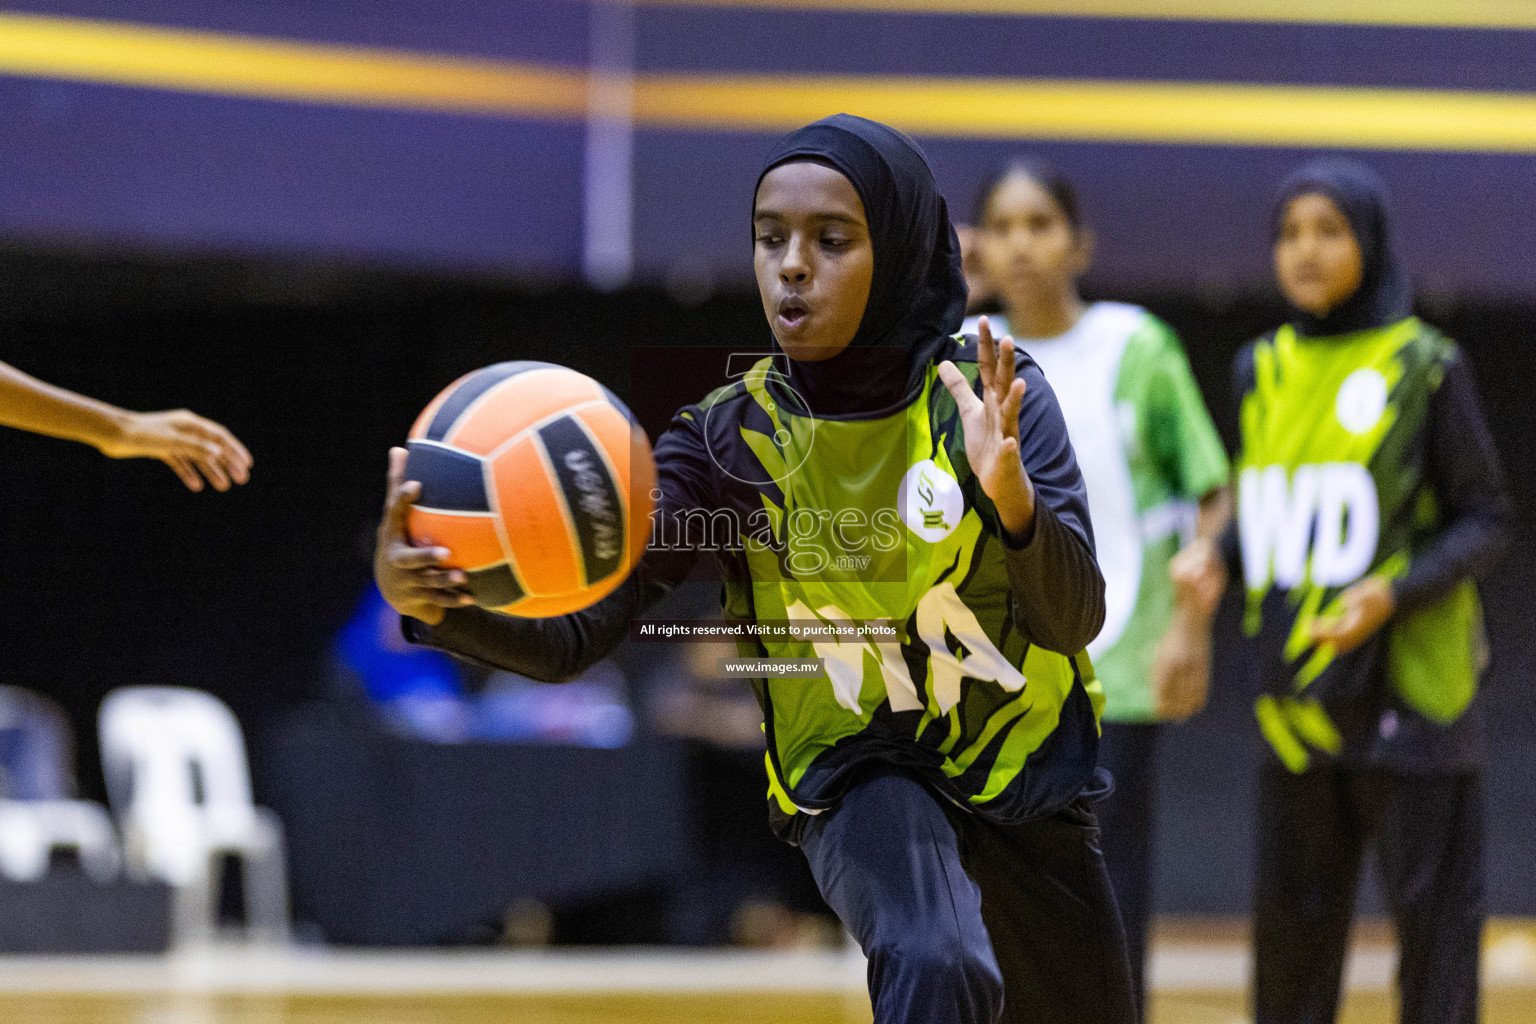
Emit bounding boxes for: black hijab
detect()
[754,114,968,417]
[1271,157,1413,337]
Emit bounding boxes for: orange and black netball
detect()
[403,361,654,618]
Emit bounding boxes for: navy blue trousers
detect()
[799,769,1137,1024]
[1254,763,1484,1024]
[1096,721,1162,1023]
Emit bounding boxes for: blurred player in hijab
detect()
[1175,157,1510,1024]
[965,158,1230,1020]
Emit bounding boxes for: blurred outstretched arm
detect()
[0,360,252,491]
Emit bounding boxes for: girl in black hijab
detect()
[1175,156,1510,1024]
[751,114,968,417]
[1271,156,1413,338]
[380,115,1132,1023]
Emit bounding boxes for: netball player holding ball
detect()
[376,115,1135,1023]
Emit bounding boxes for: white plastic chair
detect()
[0,686,123,885]
[99,687,289,945]
[0,799,121,882]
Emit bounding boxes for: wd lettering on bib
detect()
[1233,319,1488,769]
[1239,463,1379,590]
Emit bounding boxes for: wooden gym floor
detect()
[0,920,1531,1023]
[9,991,1536,1024]
[4,992,1536,1024]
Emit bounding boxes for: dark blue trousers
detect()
[1254,763,1484,1024]
[1096,721,1162,1023]
[799,769,1136,1024]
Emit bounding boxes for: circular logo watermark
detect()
[703,358,816,487]
[898,459,963,543]
[1335,368,1388,435]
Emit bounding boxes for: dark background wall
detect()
[6,3,1536,297]
[0,243,1529,915]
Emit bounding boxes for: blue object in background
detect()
[474,663,634,749]
[0,686,76,800]
[334,584,469,741]
[334,584,633,747]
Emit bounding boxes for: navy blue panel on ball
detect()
[404,441,489,512]
[597,383,639,427]
[537,415,625,587]
[466,563,524,610]
[425,361,558,441]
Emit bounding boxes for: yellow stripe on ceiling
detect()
[634,73,1536,152]
[636,0,1536,31]
[4,13,1536,153]
[0,12,587,117]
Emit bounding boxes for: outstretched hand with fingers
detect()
[98,409,254,492]
[375,447,475,627]
[937,316,1036,543]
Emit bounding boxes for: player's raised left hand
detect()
[938,315,1035,543]
[98,409,253,492]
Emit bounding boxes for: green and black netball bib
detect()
[696,352,1103,829]
[1236,317,1485,772]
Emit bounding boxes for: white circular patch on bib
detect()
[898,459,964,543]
[1335,368,1388,435]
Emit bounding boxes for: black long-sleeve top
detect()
[1389,350,1511,612]
[406,343,1105,685]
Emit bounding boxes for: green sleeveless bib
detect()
[713,357,1101,817]
[1237,318,1483,771]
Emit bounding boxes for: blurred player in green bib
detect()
[1175,158,1511,1024]
[965,159,1230,1020]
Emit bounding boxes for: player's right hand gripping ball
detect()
[404,362,656,617]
